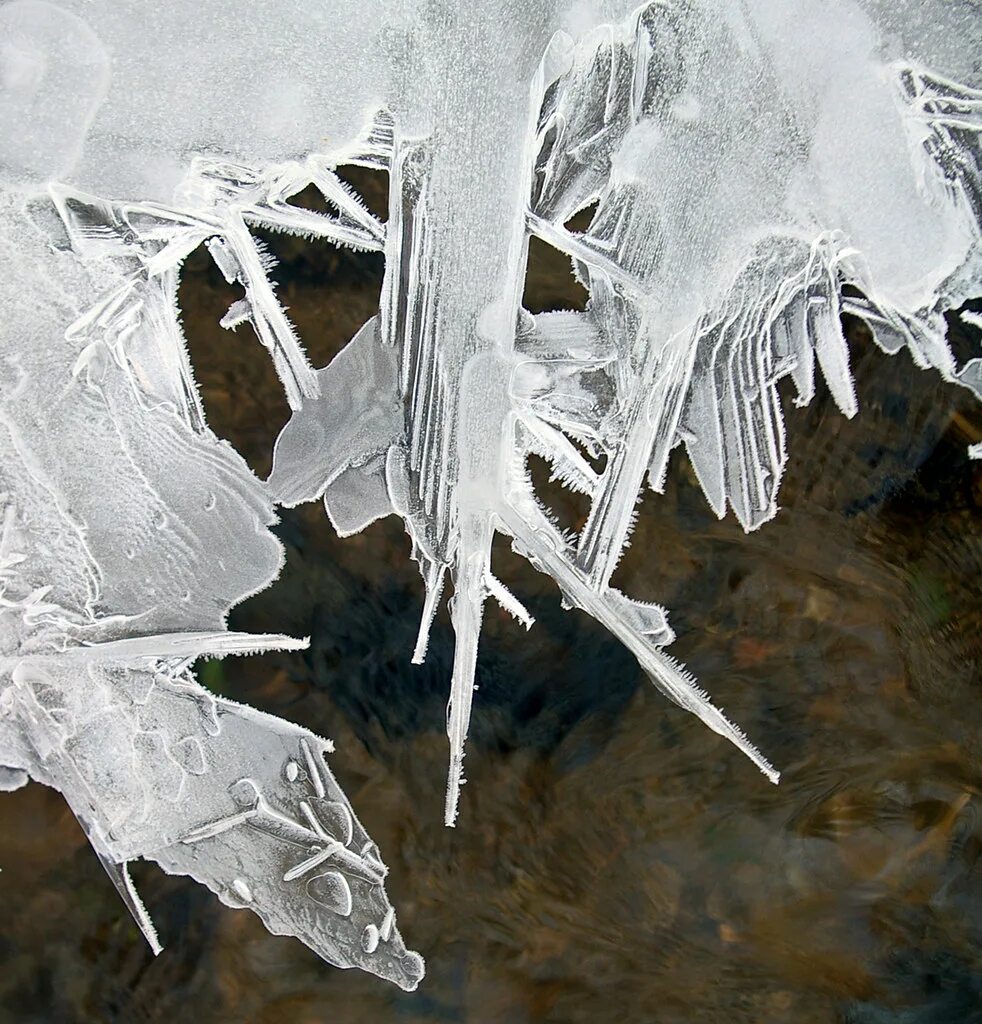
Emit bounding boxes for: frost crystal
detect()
[1,0,980,989]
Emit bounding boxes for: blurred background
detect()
[1,167,980,1023]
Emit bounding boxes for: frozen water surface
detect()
[0,0,979,992]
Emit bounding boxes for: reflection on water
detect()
[0,227,979,1024]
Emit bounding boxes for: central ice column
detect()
[382,15,559,824]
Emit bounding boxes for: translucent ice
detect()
[1,0,980,988]
[272,0,982,823]
[0,188,423,988]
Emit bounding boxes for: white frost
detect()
[1,0,980,988]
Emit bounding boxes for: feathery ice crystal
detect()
[0,0,979,987]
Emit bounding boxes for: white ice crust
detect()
[0,0,979,989]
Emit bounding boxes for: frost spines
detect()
[897,64,982,231]
[97,856,164,956]
[494,497,780,786]
[421,2,981,820]
[3,168,423,986]
[53,154,394,419]
[4,0,982,992]
[5,637,423,988]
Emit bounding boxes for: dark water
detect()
[1,188,980,1023]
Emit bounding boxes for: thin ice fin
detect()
[443,522,491,827]
[95,852,164,956]
[4,0,982,990]
[412,557,446,665]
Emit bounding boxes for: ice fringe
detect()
[1,0,980,990]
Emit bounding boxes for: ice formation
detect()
[0,0,980,989]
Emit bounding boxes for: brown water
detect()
[1,183,980,1023]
